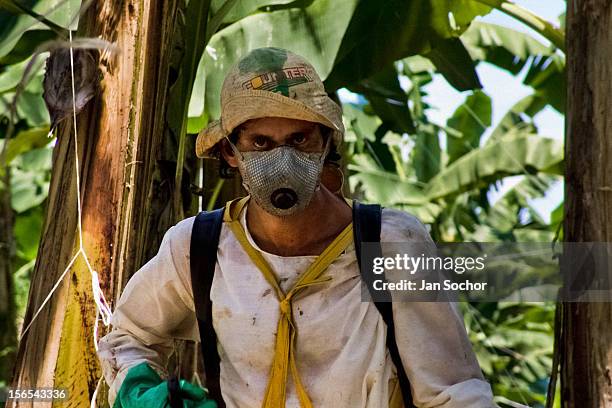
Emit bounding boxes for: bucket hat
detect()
[195,47,344,158]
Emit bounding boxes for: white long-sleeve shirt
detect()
[97,204,496,407]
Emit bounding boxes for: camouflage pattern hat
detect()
[195,47,344,158]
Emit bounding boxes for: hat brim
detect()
[195,90,343,158]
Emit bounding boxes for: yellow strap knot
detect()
[224,197,353,408]
[279,298,292,316]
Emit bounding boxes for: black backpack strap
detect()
[352,200,416,408]
[190,207,225,407]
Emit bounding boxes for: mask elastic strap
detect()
[320,132,332,163]
[224,136,244,160]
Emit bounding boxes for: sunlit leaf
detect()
[461,21,565,113]
[4,127,50,165]
[426,134,563,201]
[446,90,492,164]
[17,90,49,126]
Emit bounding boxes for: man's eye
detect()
[253,136,268,148]
[292,133,306,144]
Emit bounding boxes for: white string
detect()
[65,26,115,337]
[17,28,113,408]
[18,251,79,339]
[66,26,112,408]
[91,377,104,408]
[20,30,114,340]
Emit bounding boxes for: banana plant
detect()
[343,33,563,404]
[461,21,565,114]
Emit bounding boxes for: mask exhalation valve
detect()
[271,188,298,209]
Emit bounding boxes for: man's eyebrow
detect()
[292,125,318,134]
[246,133,273,139]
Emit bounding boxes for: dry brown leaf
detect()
[43,47,101,132]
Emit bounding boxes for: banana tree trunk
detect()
[562,0,612,406]
[8,1,194,406]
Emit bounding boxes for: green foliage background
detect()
[0,0,566,406]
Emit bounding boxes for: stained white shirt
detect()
[97,204,496,407]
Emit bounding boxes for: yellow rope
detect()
[224,197,353,407]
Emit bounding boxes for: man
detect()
[97,47,495,407]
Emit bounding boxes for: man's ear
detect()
[220,138,239,168]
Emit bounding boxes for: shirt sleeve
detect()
[381,209,497,408]
[96,216,200,407]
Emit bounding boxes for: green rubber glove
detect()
[113,362,218,408]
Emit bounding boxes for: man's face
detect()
[221,117,331,216]
[222,117,326,167]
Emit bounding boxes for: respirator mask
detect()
[227,136,330,217]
